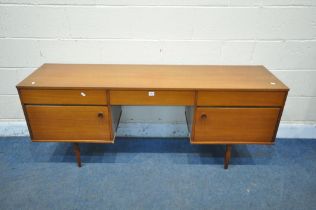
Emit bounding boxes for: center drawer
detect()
[110,90,195,105]
[20,89,107,105]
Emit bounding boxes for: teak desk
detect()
[17,64,289,169]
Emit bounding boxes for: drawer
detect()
[193,107,280,144]
[197,91,286,106]
[20,89,107,105]
[110,90,195,105]
[26,105,111,142]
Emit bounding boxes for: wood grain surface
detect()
[17,64,289,91]
[193,107,280,144]
[26,105,111,142]
[110,90,195,105]
[197,91,286,106]
[20,89,107,105]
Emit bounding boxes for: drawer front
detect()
[20,89,107,105]
[193,107,280,143]
[26,106,111,141]
[110,90,195,105]
[197,91,286,106]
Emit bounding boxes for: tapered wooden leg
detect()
[224,144,232,169]
[73,143,81,167]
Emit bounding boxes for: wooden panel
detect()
[110,90,195,105]
[20,89,107,105]
[17,64,289,91]
[26,105,111,142]
[185,106,195,138]
[193,107,280,144]
[110,105,122,138]
[197,91,286,106]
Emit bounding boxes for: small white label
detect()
[31,81,36,85]
[270,82,276,85]
[80,92,86,97]
[148,91,155,96]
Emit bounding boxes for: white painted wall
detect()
[0,0,316,128]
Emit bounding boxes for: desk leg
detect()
[73,143,81,167]
[224,144,231,169]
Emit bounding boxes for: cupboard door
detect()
[193,108,280,144]
[26,105,111,142]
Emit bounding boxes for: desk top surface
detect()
[17,64,288,91]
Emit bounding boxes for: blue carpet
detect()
[0,137,315,210]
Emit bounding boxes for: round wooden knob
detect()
[98,112,104,118]
[201,114,207,120]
